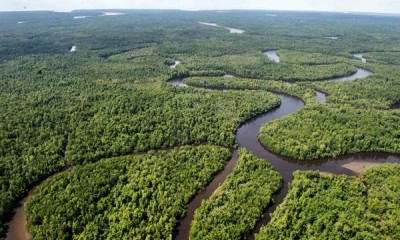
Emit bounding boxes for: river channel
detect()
[5,63,398,240]
[170,71,399,240]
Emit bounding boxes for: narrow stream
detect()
[328,68,372,81]
[5,194,32,240]
[198,22,245,34]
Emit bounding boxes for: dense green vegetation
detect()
[26,145,231,239]
[0,42,279,237]
[185,76,315,103]
[66,87,279,164]
[260,104,400,160]
[305,63,400,109]
[0,66,279,236]
[1,9,400,238]
[278,49,347,65]
[258,164,400,239]
[190,149,282,239]
[364,51,400,66]
[178,52,358,81]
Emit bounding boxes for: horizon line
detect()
[0,8,400,15]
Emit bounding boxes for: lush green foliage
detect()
[26,145,231,240]
[260,104,400,160]
[278,49,347,65]
[257,164,400,239]
[0,52,278,236]
[185,76,315,103]
[364,51,400,65]
[190,149,282,239]
[66,87,279,164]
[179,52,358,81]
[1,9,400,237]
[305,63,400,109]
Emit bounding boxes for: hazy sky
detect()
[1,0,400,13]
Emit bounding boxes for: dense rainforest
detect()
[259,104,400,160]
[185,76,315,103]
[258,165,400,239]
[25,145,231,239]
[190,149,282,239]
[0,9,399,239]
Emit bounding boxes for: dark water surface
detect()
[6,70,398,240]
[170,76,400,240]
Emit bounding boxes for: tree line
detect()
[26,145,231,240]
[190,149,282,240]
[258,165,400,239]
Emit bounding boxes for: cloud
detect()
[1,0,400,13]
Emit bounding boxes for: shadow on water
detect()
[391,102,400,110]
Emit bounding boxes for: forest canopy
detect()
[258,165,400,239]
[25,145,231,240]
[190,149,282,240]
[0,9,399,239]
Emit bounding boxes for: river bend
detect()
[170,74,399,240]
[5,67,398,240]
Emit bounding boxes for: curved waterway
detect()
[5,69,397,240]
[170,75,400,240]
[328,68,372,81]
[5,194,32,240]
[198,22,245,34]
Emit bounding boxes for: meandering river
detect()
[5,62,397,240]
[170,70,399,240]
[329,68,372,81]
[198,22,245,34]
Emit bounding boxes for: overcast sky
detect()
[1,0,400,13]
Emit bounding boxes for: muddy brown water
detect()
[5,194,32,240]
[6,70,398,240]
[170,77,400,240]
